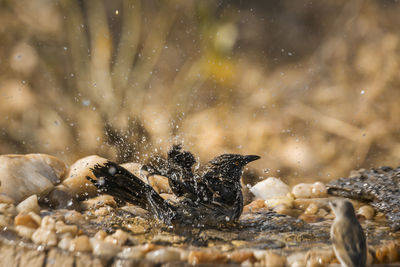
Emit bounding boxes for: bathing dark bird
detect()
[87,145,260,226]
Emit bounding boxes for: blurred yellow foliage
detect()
[0,0,399,185]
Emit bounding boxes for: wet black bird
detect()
[87,145,260,226]
[142,144,199,198]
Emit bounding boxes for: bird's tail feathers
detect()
[87,161,177,223]
[88,161,153,209]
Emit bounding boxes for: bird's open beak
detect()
[244,155,260,164]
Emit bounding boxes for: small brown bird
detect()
[330,199,367,267]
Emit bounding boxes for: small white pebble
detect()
[112,229,129,245]
[55,221,78,236]
[250,177,290,200]
[15,225,36,239]
[16,194,40,214]
[58,235,73,250]
[32,228,57,246]
[41,216,56,230]
[118,246,144,259]
[90,237,121,257]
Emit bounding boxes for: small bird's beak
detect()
[243,155,260,164]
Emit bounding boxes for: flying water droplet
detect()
[108,167,116,175]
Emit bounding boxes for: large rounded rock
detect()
[0,154,66,203]
[61,155,108,199]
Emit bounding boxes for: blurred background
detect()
[0,0,399,185]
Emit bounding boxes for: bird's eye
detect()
[234,161,239,166]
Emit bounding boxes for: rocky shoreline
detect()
[0,153,399,266]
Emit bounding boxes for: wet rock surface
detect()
[327,166,400,230]
[0,154,399,266]
[0,154,66,202]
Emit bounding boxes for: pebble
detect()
[188,250,228,265]
[292,182,327,199]
[55,220,78,236]
[272,204,298,217]
[120,205,150,219]
[62,155,108,199]
[243,199,266,213]
[305,249,335,267]
[253,250,266,261]
[32,228,58,246]
[375,241,400,263]
[69,235,92,252]
[16,194,40,214]
[63,210,84,224]
[30,211,42,225]
[118,246,144,259]
[90,237,121,257]
[120,162,146,181]
[0,154,66,202]
[0,194,15,204]
[104,229,129,246]
[304,203,319,215]
[148,175,172,194]
[80,194,117,210]
[118,244,162,259]
[298,214,324,223]
[286,252,306,267]
[94,230,107,240]
[265,252,286,267]
[125,222,147,234]
[94,207,111,216]
[0,203,17,216]
[293,198,331,210]
[15,225,36,239]
[47,185,79,210]
[58,235,73,251]
[264,194,294,209]
[250,177,290,200]
[357,205,375,220]
[316,208,329,217]
[229,250,256,263]
[145,248,181,263]
[14,213,40,229]
[0,214,11,227]
[311,182,327,197]
[41,216,56,230]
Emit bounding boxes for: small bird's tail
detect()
[87,161,178,224]
[87,161,151,209]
